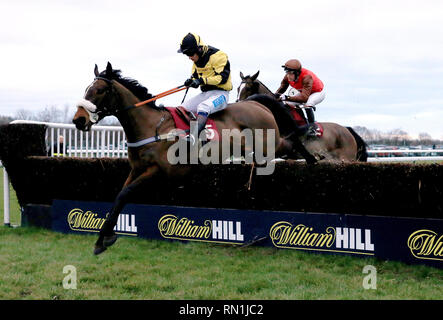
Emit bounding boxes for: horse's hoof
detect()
[103,234,118,248]
[93,245,107,255]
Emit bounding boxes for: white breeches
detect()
[286,88,326,108]
[182,90,230,115]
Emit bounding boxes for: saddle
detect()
[175,106,196,124]
[165,106,220,141]
[285,104,308,126]
[285,103,323,138]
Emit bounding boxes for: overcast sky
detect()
[1,0,443,138]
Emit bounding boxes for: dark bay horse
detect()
[73,62,302,254]
[237,71,368,162]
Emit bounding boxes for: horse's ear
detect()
[251,70,260,81]
[240,71,245,80]
[94,64,99,77]
[106,62,113,76]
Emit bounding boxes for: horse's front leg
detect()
[94,165,159,255]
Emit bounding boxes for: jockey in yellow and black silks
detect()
[178,32,232,144]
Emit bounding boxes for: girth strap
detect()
[126,129,189,148]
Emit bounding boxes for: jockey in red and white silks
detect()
[275,59,325,128]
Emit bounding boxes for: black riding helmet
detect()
[178,33,201,56]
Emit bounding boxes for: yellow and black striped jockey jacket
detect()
[191,46,232,92]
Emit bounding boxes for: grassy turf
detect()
[0,226,442,300]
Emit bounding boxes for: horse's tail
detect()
[346,127,368,162]
[246,94,298,137]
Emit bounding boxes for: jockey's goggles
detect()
[282,66,301,75]
[183,49,197,57]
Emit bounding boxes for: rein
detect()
[238,78,274,100]
[119,85,187,113]
[89,77,189,148]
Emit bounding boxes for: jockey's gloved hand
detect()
[184,78,202,88]
[279,95,287,101]
[191,78,202,88]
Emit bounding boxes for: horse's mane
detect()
[256,79,274,95]
[99,69,153,102]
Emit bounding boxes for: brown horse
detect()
[73,62,305,254]
[237,71,368,162]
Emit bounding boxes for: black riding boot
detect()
[188,112,209,145]
[305,107,315,123]
[304,107,320,137]
[196,112,209,141]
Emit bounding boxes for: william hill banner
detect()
[50,200,443,268]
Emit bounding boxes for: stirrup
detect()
[184,129,209,147]
[307,123,320,137]
[184,133,197,145]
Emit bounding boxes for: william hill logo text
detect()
[269,222,375,255]
[408,229,443,261]
[158,214,244,243]
[67,208,138,236]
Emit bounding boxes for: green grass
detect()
[0,226,442,300]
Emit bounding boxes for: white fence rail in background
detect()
[2,120,443,226]
[10,120,127,158]
[367,149,443,162]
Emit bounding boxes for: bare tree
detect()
[418,132,432,140]
[61,104,75,123]
[15,108,34,120]
[0,115,13,125]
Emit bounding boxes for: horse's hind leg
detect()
[282,134,317,164]
[94,166,159,255]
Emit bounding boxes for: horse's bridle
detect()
[91,76,119,117]
[82,76,176,147]
[80,76,185,148]
[237,79,259,102]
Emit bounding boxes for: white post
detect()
[101,130,106,157]
[3,166,10,227]
[50,127,54,156]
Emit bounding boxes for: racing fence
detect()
[2,120,443,226]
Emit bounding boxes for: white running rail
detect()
[367,149,443,162]
[10,120,128,158]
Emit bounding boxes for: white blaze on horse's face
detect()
[237,83,246,101]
